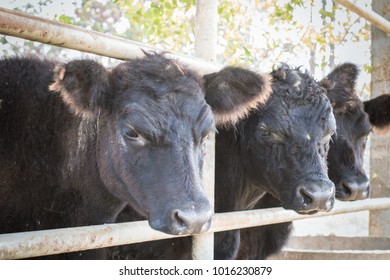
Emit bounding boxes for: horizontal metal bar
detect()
[211,197,390,232]
[335,0,390,35]
[0,8,221,74]
[1,198,390,259]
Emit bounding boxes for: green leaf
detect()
[243,46,252,57]
[363,65,372,74]
[319,9,335,19]
[58,14,74,25]
[291,0,304,6]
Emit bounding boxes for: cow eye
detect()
[124,127,141,141]
[259,125,270,137]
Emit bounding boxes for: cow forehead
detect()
[335,105,371,138]
[260,96,335,137]
[119,85,210,118]
[118,92,215,143]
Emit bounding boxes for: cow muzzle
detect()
[289,179,335,214]
[336,179,369,201]
[148,199,212,235]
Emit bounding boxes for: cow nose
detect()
[338,180,370,201]
[297,181,335,214]
[171,206,212,235]
[148,195,212,235]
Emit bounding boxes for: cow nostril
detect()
[339,180,369,201]
[341,182,352,197]
[172,210,187,229]
[296,183,334,213]
[170,207,212,235]
[299,188,313,206]
[172,210,187,231]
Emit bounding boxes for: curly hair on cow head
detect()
[270,63,329,106]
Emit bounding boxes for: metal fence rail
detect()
[334,0,390,35]
[0,8,221,75]
[2,198,390,260]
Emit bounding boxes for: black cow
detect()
[325,63,371,201]
[0,53,271,259]
[237,63,375,260]
[108,63,336,260]
[214,63,336,259]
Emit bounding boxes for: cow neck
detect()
[61,115,126,226]
[215,126,266,213]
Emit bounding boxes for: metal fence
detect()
[1,1,390,260]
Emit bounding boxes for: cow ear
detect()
[321,63,359,113]
[324,63,359,93]
[203,66,271,127]
[364,94,390,130]
[49,60,111,119]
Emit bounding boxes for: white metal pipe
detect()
[192,133,216,260]
[194,0,218,62]
[192,0,218,260]
[1,198,390,259]
[211,197,390,232]
[0,8,221,74]
[335,0,390,35]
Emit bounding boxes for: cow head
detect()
[49,52,271,235]
[239,63,336,214]
[321,63,371,201]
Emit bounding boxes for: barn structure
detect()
[0,0,390,260]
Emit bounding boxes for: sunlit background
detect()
[0,0,371,97]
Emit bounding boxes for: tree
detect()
[0,0,371,85]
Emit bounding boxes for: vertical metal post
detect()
[369,0,390,236]
[192,0,218,260]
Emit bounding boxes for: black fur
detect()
[323,63,371,201]
[236,194,292,259]
[214,64,335,259]
[364,94,390,129]
[235,62,373,260]
[0,54,270,259]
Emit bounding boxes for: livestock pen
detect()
[1,0,390,260]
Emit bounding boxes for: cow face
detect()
[241,64,336,214]
[50,53,271,235]
[322,63,371,201]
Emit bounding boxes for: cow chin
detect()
[284,198,335,215]
[148,216,212,236]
